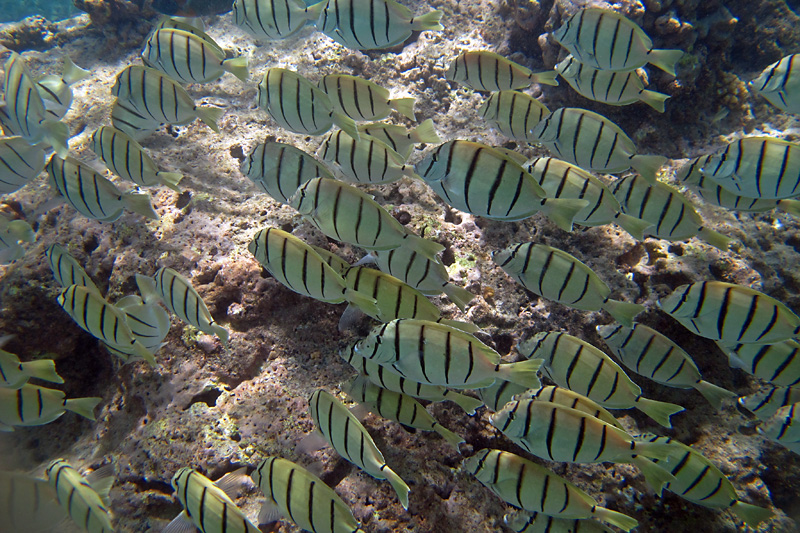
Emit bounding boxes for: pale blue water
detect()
[0,0,80,24]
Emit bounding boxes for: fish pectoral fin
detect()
[85,463,116,506]
[213,467,251,499]
[258,499,284,526]
[162,511,196,533]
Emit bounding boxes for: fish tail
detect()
[540,197,588,232]
[382,465,410,509]
[634,396,685,428]
[61,56,90,85]
[443,390,484,415]
[442,283,475,312]
[402,234,445,263]
[135,274,160,304]
[639,89,670,113]
[195,105,224,133]
[410,10,444,31]
[631,456,674,496]
[156,171,183,192]
[433,423,465,451]
[21,359,64,384]
[613,213,652,241]
[222,57,249,82]
[694,380,736,410]
[531,69,559,87]
[778,199,800,217]
[602,298,645,328]
[648,48,684,77]
[209,323,230,346]
[331,111,360,141]
[6,220,35,243]
[390,98,416,121]
[501,357,542,390]
[591,506,638,532]
[123,191,160,220]
[304,0,325,21]
[629,154,667,184]
[40,118,70,159]
[698,227,734,250]
[131,340,158,368]
[344,289,380,319]
[64,396,102,421]
[409,119,442,144]
[730,501,773,527]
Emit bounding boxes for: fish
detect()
[519,331,684,427]
[478,90,550,142]
[445,51,559,92]
[307,388,411,509]
[700,136,800,200]
[319,74,416,121]
[0,349,63,389]
[247,226,379,315]
[717,339,800,387]
[241,141,334,204]
[758,403,800,454]
[750,53,800,114]
[0,52,70,157]
[339,344,485,415]
[164,467,260,533]
[357,119,441,160]
[415,140,588,231]
[35,56,91,121]
[463,449,639,531]
[610,173,733,249]
[233,0,322,40]
[0,136,46,194]
[530,385,623,428]
[45,459,115,533]
[597,322,735,409]
[342,373,465,450]
[739,385,800,420]
[288,177,446,262]
[475,379,528,412]
[0,471,67,533]
[57,284,158,366]
[0,383,101,431]
[530,107,667,183]
[364,248,475,311]
[658,281,800,345]
[45,243,101,295]
[90,126,183,192]
[311,244,352,276]
[555,55,670,112]
[318,130,418,184]
[250,456,364,533]
[525,157,652,239]
[353,318,543,389]
[0,216,35,264]
[257,68,360,139]
[135,267,230,346]
[504,510,615,533]
[142,27,249,84]
[102,295,171,365]
[111,65,223,132]
[45,154,160,222]
[552,7,684,75]
[490,398,676,494]
[492,242,645,327]
[110,99,163,140]
[638,434,773,526]
[315,0,443,50]
[152,0,234,16]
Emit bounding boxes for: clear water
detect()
[0,0,80,24]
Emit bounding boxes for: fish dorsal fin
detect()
[213,467,250,499]
[85,463,115,506]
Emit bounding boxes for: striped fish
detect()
[45,243,101,296]
[552,8,684,75]
[257,68,359,139]
[445,51,558,92]
[750,53,800,114]
[233,0,322,40]
[353,318,543,389]
[165,468,260,533]
[519,331,685,427]
[478,90,550,142]
[142,27,248,84]
[319,74,416,121]
[311,245,352,276]
[475,379,528,412]
[0,471,67,533]
[555,55,670,112]
[90,126,182,192]
[598,323,735,409]
[0,136,46,194]
[241,141,334,204]
[35,56,90,121]
[111,65,223,132]
[342,373,465,450]
[640,434,773,526]
[318,130,417,184]
[464,449,639,531]
[0,349,62,389]
[45,155,160,222]
[490,398,676,493]
[531,108,667,183]
[0,384,101,431]
[358,119,441,160]
[0,217,35,264]
[759,402,800,453]
[102,295,171,365]
[247,227,379,314]
[45,459,114,533]
[717,339,800,387]
[700,136,800,200]
[315,0,443,50]
[416,140,588,231]
[531,385,622,428]
[610,174,732,250]
[739,385,800,420]
[525,157,652,239]
[504,510,614,533]
[307,389,411,509]
[366,248,475,310]
[339,344,485,414]
[135,267,230,346]
[658,281,800,344]
[250,456,363,533]
[110,98,163,140]
[154,17,218,46]
[288,177,446,262]
[492,242,645,327]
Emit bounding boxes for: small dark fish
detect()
[152,0,234,16]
